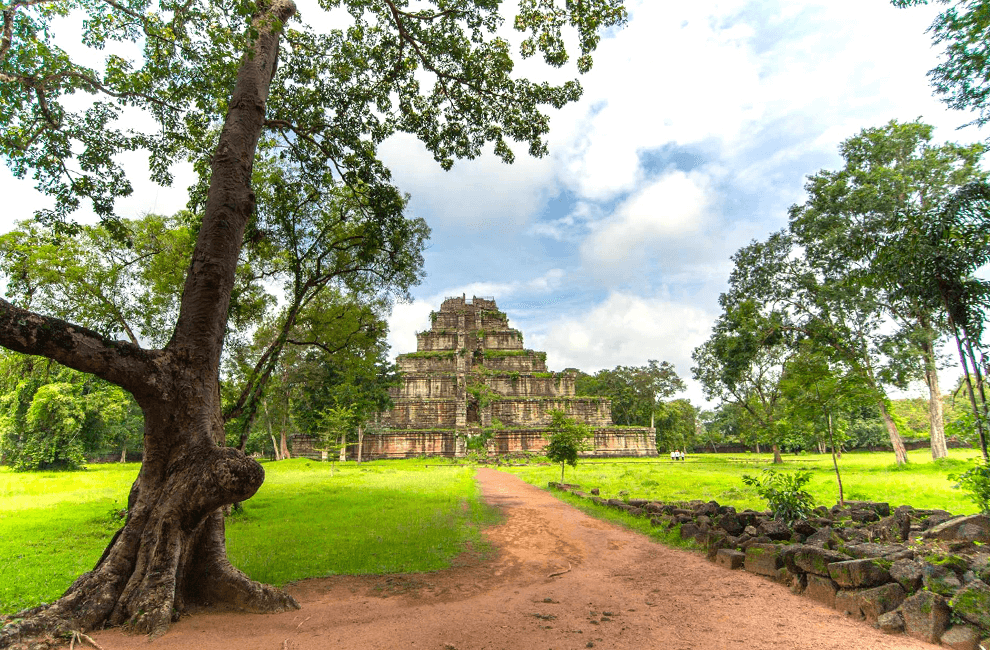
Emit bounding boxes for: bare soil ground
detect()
[89,468,938,650]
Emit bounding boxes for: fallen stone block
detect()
[782,544,851,576]
[857,582,906,624]
[715,548,745,570]
[828,558,892,588]
[877,610,904,634]
[940,625,982,650]
[805,574,840,609]
[744,543,783,577]
[924,515,990,543]
[949,580,990,631]
[890,559,923,593]
[900,591,951,644]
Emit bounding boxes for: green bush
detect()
[742,468,815,522]
[949,460,990,514]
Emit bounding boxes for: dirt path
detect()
[91,468,937,650]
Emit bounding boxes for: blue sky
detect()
[376,1,990,405]
[1,0,987,406]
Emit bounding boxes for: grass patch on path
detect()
[0,458,500,614]
[503,448,983,514]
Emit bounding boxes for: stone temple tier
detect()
[359,295,657,459]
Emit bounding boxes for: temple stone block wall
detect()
[366,295,657,459]
[490,398,611,428]
[382,400,458,428]
[484,374,575,398]
[393,375,457,399]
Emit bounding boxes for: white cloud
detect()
[527,292,715,405]
[580,169,714,273]
[378,133,557,232]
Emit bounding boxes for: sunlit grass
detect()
[504,448,984,514]
[0,458,500,615]
[226,458,501,584]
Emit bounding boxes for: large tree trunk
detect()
[878,400,908,465]
[0,0,299,644]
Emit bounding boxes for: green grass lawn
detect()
[503,447,986,515]
[0,458,500,615]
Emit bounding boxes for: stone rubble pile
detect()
[548,481,990,649]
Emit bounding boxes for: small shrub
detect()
[949,460,990,514]
[741,468,815,523]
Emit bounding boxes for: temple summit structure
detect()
[356,295,658,459]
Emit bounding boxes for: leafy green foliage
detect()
[0,0,627,231]
[0,352,141,470]
[742,468,816,523]
[574,360,686,428]
[894,0,990,129]
[949,459,990,514]
[544,410,593,482]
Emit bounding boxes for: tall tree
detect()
[692,298,797,464]
[789,119,988,460]
[874,180,990,460]
[894,0,990,129]
[726,231,912,464]
[0,0,627,642]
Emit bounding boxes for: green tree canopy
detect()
[544,410,592,483]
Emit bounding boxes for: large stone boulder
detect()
[922,562,964,597]
[900,591,951,644]
[940,625,982,650]
[757,520,792,541]
[834,583,905,624]
[744,543,783,577]
[924,514,990,544]
[804,574,840,609]
[870,512,911,543]
[858,583,907,624]
[843,542,911,560]
[890,559,924,593]
[950,580,990,632]
[828,558,892,588]
[781,544,852,576]
[717,512,745,536]
[878,610,904,634]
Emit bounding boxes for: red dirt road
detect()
[91,468,937,650]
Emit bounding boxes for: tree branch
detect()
[0,298,158,396]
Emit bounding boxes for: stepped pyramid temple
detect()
[355,295,658,459]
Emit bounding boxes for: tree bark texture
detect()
[0,0,300,644]
[878,400,908,465]
[920,336,948,460]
